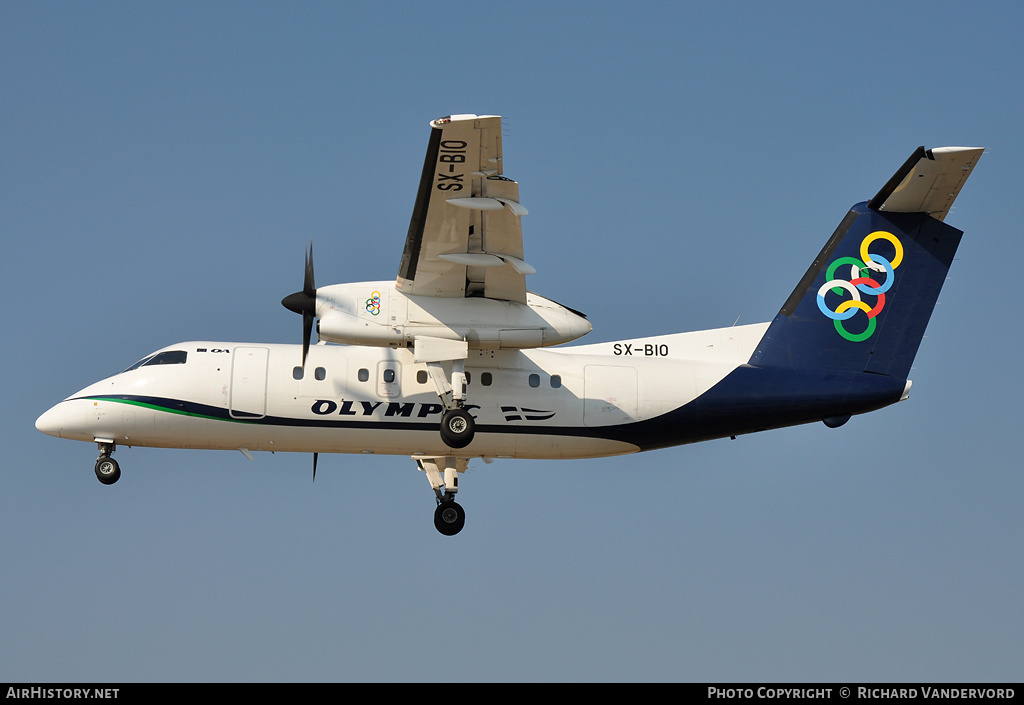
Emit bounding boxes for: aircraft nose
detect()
[35,404,63,438]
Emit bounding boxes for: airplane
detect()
[35,114,983,536]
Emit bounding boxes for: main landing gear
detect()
[418,456,467,536]
[94,441,120,485]
[425,359,476,449]
[415,338,476,449]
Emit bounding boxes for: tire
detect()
[440,408,475,449]
[95,457,121,485]
[434,501,466,536]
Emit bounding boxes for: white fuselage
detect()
[36,323,771,461]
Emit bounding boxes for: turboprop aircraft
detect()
[35,114,983,535]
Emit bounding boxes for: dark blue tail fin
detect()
[750,146,982,379]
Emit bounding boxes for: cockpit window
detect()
[147,350,187,366]
[123,355,156,372]
[122,350,187,373]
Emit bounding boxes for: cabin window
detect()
[293,366,304,380]
[377,361,401,398]
[417,370,428,384]
[315,367,326,381]
[358,368,369,382]
[481,372,492,386]
[551,375,562,389]
[528,373,540,388]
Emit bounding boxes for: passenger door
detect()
[230,347,269,418]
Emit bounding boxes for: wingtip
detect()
[929,146,985,154]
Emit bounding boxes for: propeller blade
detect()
[281,242,317,368]
[304,242,315,296]
[313,452,319,483]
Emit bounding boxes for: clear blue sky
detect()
[3,1,1021,682]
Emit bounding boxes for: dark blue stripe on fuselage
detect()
[77,364,906,452]
[590,365,906,451]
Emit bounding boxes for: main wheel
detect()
[434,501,466,536]
[95,457,121,485]
[440,408,475,448]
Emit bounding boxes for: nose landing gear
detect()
[418,456,468,536]
[94,440,120,485]
[434,500,466,536]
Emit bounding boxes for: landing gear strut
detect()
[94,441,120,485]
[418,456,467,536]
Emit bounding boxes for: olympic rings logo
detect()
[816,231,904,342]
[365,291,381,316]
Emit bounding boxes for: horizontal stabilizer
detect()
[868,146,984,221]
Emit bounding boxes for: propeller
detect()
[313,452,319,483]
[281,242,317,367]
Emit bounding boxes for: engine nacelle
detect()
[315,281,591,349]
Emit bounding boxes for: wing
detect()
[868,145,984,221]
[397,114,532,303]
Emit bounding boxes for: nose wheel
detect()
[94,442,120,485]
[434,500,466,536]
